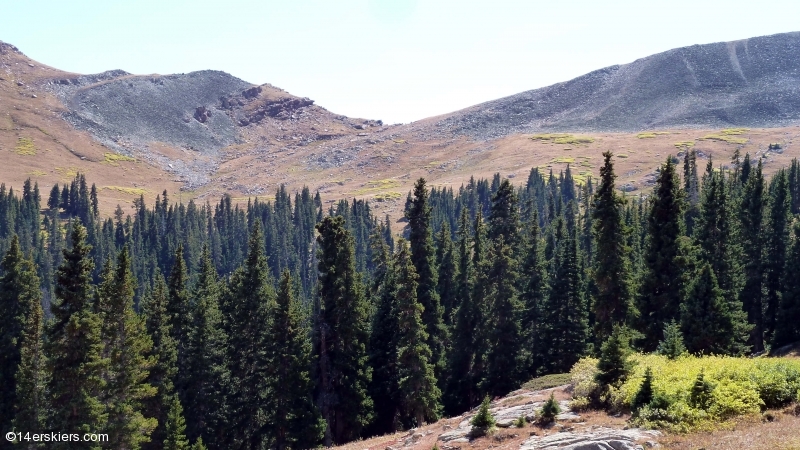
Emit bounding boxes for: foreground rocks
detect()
[520,427,662,450]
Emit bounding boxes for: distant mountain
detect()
[2,33,800,222]
[434,32,800,138]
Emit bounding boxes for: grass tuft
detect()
[103,186,148,196]
[701,128,750,144]
[637,132,670,139]
[103,152,136,166]
[532,134,595,145]
[521,372,572,391]
[14,137,36,155]
[374,191,402,202]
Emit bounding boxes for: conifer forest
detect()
[3,150,800,449]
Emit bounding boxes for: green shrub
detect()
[470,396,496,437]
[607,354,800,431]
[569,396,591,412]
[539,392,561,423]
[514,415,526,428]
[571,357,600,398]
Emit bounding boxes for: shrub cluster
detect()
[570,354,800,432]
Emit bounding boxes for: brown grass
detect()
[660,409,800,450]
[4,44,800,228]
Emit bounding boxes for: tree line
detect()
[1,149,800,448]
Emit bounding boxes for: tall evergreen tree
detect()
[184,246,229,449]
[394,239,441,426]
[683,150,700,235]
[97,247,157,449]
[488,179,521,249]
[224,221,274,449]
[2,240,46,439]
[435,223,458,327]
[141,275,179,450]
[519,210,548,379]
[763,170,790,344]
[444,209,477,414]
[406,178,447,380]
[542,214,588,373]
[0,236,40,434]
[695,160,744,307]
[45,223,108,449]
[592,151,633,343]
[482,236,522,397]
[637,157,685,351]
[681,263,750,355]
[738,161,766,351]
[314,216,373,445]
[265,271,326,449]
[774,222,800,348]
[367,231,401,435]
[167,245,191,401]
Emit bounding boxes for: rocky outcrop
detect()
[238,97,315,125]
[194,106,212,123]
[50,70,251,154]
[519,427,662,450]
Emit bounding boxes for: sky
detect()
[1,0,799,124]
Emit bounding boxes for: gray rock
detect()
[520,427,659,450]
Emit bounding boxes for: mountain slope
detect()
[433,31,800,138]
[2,33,800,222]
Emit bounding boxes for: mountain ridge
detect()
[431,31,800,139]
[2,33,800,222]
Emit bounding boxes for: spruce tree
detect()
[695,160,745,313]
[468,211,490,399]
[435,223,458,326]
[163,395,190,450]
[167,245,191,400]
[444,209,477,414]
[9,249,46,438]
[592,151,633,343]
[266,271,326,449]
[637,157,684,351]
[97,247,157,448]
[482,236,523,397]
[595,325,633,388]
[314,216,373,445]
[184,245,229,448]
[406,178,447,380]
[774,222,800,348]
[519,209,548,379]
[738,161,765,351]
[632,367,654,412]
[657,320,687,359]
[225,221,274,449]
[763,170,790,344]
[141,275,178,450]
[683,149,700,235]
[45,223,108,449]
[394,239,441,426]
[542,215,588,374]
[681,263,750,355]
[0,236,40,434]
[367,232,401,434]
[469,396,496,437]
[488,178,521,249]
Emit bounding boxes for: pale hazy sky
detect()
[2,0,798,123]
